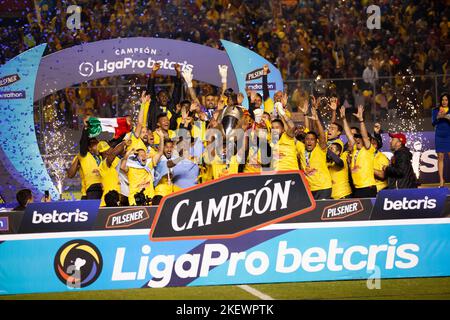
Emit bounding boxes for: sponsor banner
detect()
[0,44,58,203]
[0,212,23,234]
[0,90,25,99]
[221,40,284,108]
[1,219,450,295]
[34,37,239,102]
[0,74,20,87]
[0,216,8,231]
[245,68,267,81]
[19,200,100,233]
[94,206,155,230]
[150,171,315,241]
[370,188,448,220]
[246,82,276,91]
[288,198,372,223]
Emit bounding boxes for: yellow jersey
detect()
[210,155,240,180]
[153,130,176,145]
[263,98,292,118]
[127,158,155,206]
[298,142,332,191]
[374,150,389,192]
[99,157,121,206]
[271,133,299,171]
[243,147,262,173]
[328,151,352,199]
[129,133,147,152]
[154,176,183,197]
[78,152,102,190]
[350,144,376,189]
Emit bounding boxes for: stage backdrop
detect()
[0,38,283,202]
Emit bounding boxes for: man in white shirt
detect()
[362,59,379,88]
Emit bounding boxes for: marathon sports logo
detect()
[0,74,20,87]
[78,57,194,77]
[150,171,315,241]
[112,236,419,288]
[31,209,88,224]
[0,90,25,99]
[54,240,103,288]
[321,200,364,221]
[0,216,9,231]
[106,208,150,229]
[371,188,448,220]
[246,83,276,91]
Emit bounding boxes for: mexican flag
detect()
[88,117,131,139]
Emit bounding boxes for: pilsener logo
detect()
[106,208,150,229]
[371,188,448,220]
[321,200,364,220]
[150,171,315,241]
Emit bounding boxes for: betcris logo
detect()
[371,188,448,220]
[19,200,100,233]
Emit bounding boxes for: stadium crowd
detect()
[1,1,449,208]
[60,62,433,208]
[1,0,449,125]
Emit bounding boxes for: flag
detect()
[88,117,131,139]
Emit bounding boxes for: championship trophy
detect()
[220,104,244,136]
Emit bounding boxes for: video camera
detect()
[134,188,152,206]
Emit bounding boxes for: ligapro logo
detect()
[78,57,194,77]
[79,62,94,77]
[151,171,315,241]
[32,208,88,224]
[54,240,103,288]
[111,236,419,288]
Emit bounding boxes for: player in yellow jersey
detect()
[79,118,103,199]
[153,113,176,145]
[270,102,298,171]
[120,130,165,206]
[146,62,182,131]
[97,138,128,206]
[327,140,352,199]
[128,91,152,153]
[261,65,291,118]
[297,106,332,199]
[371,136,389,192]
[341,105,377,198]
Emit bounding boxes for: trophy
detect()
[220,105,244,136]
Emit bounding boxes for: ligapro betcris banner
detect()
[1,219,450,295]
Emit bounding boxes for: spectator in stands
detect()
[13,189,33,211]
[362,59,378,93]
